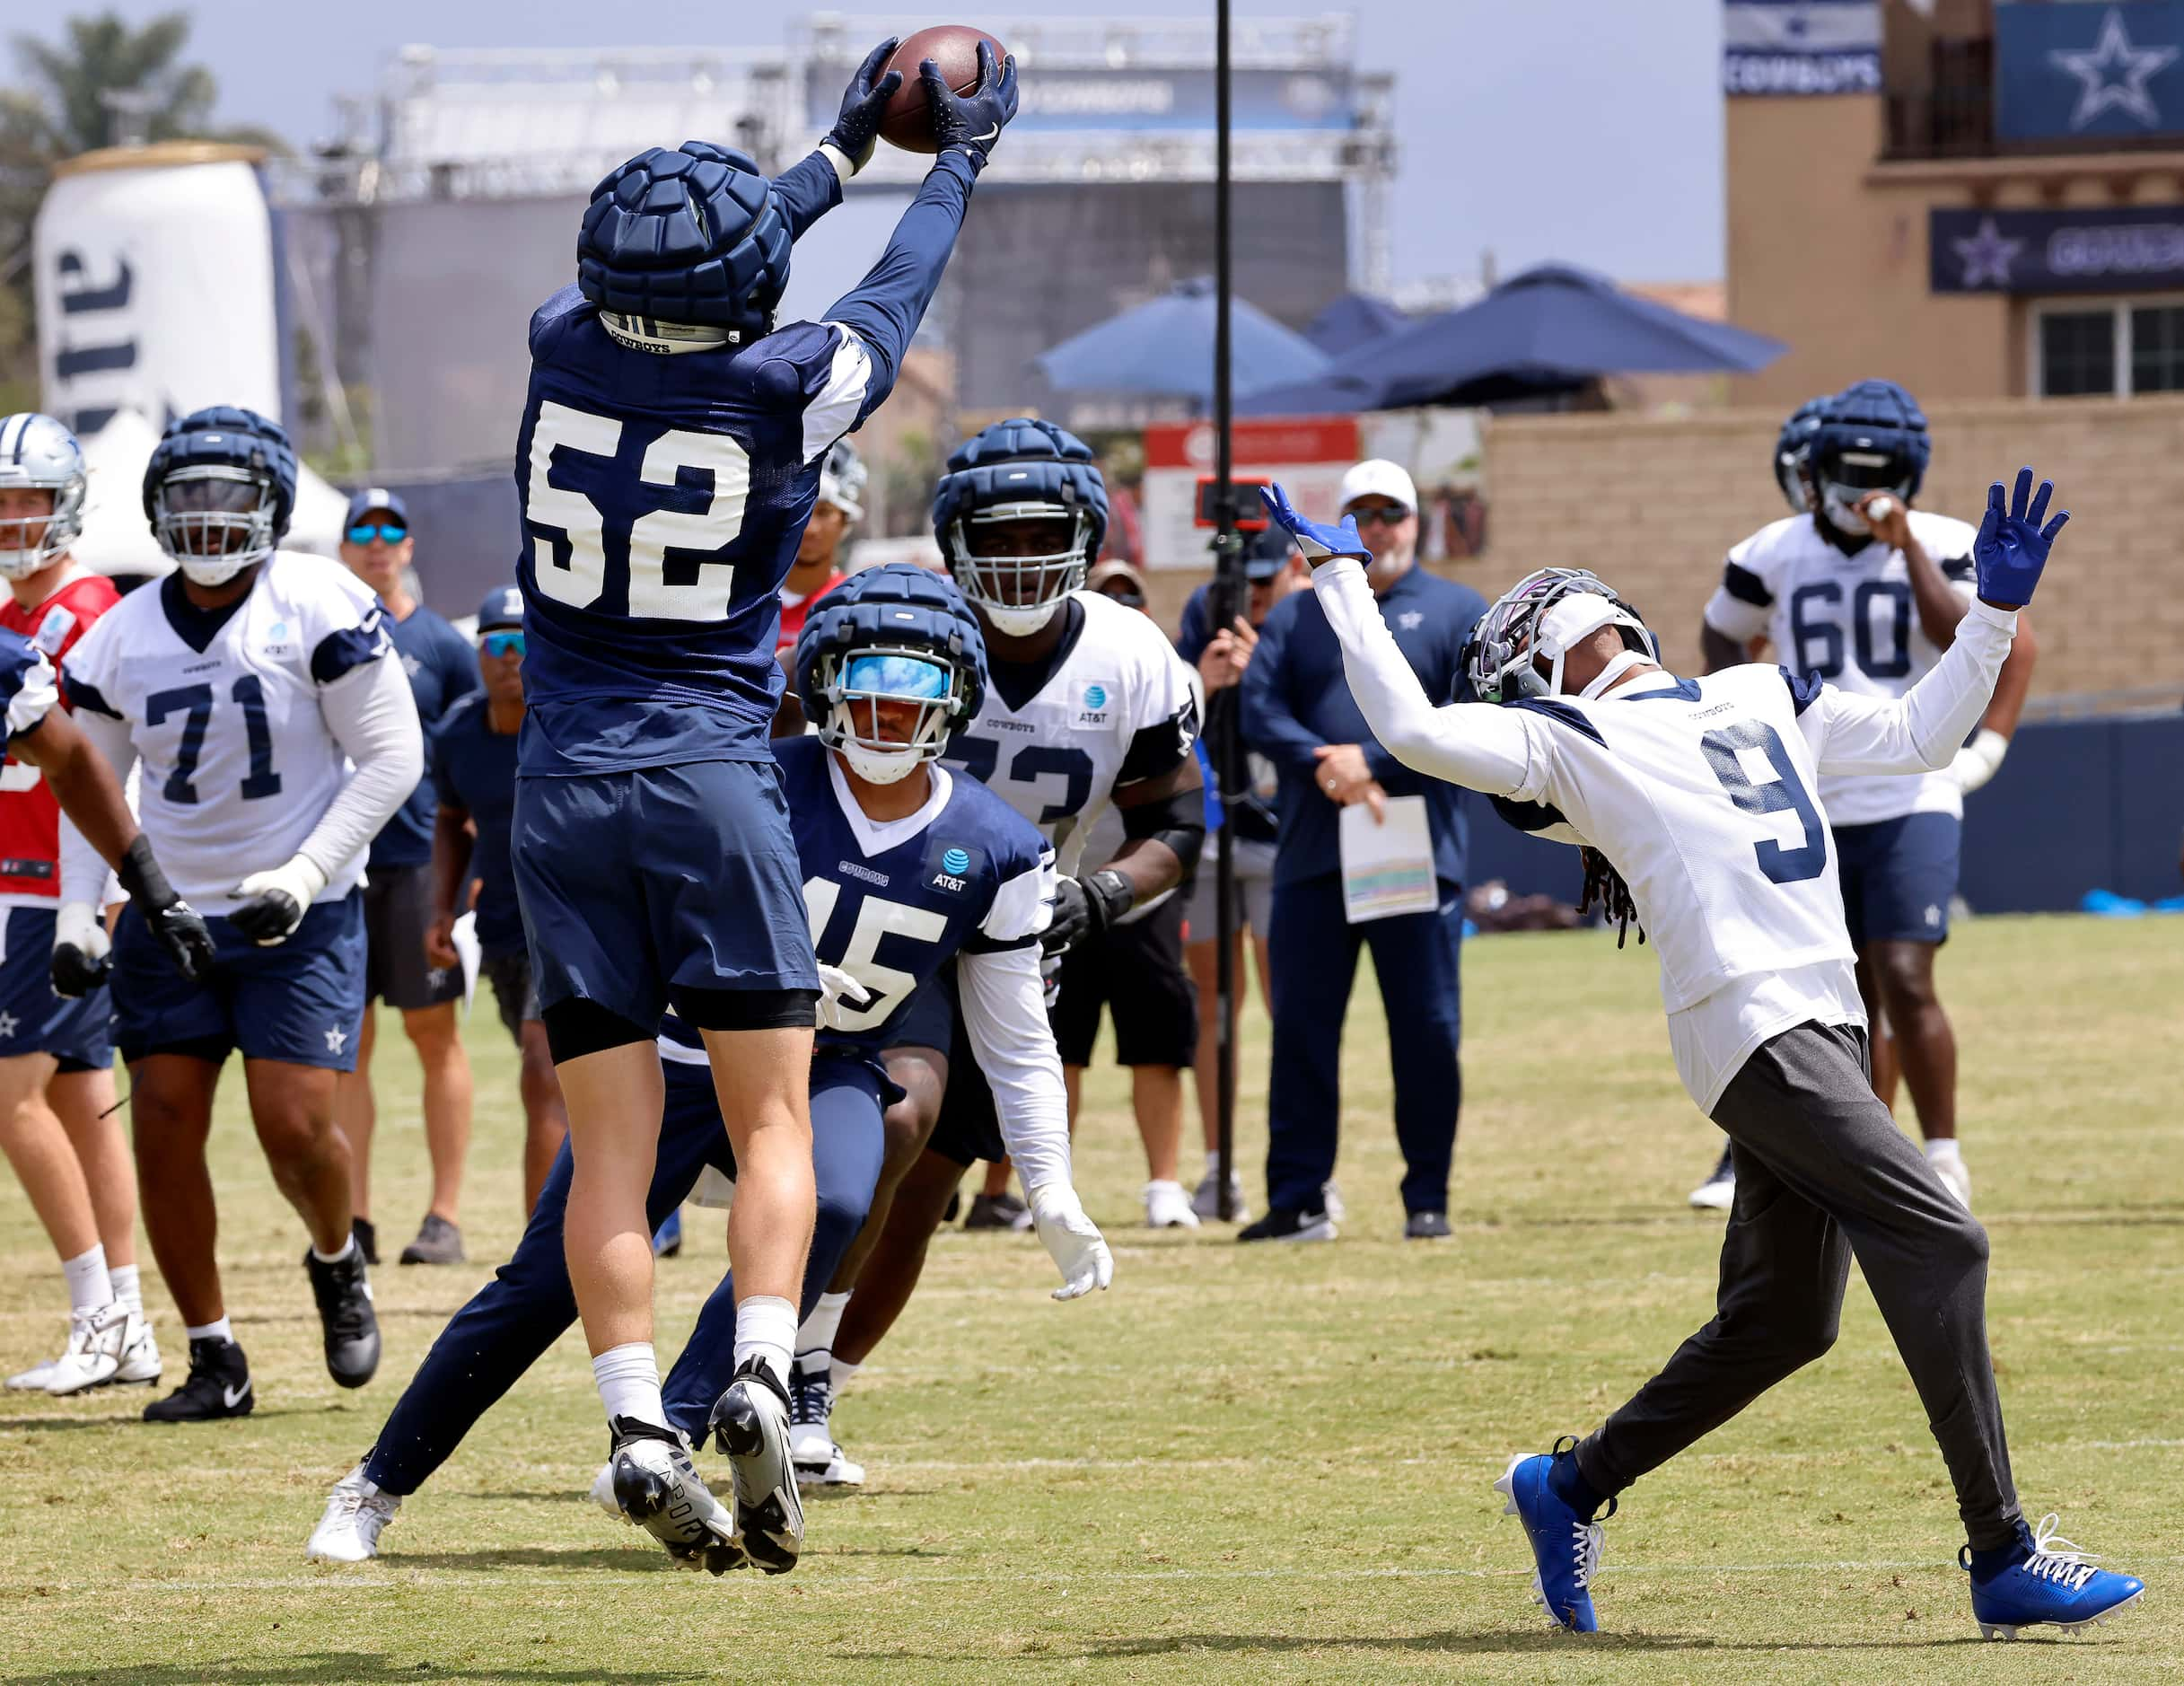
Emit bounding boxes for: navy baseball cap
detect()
[344,486,409,528]
[476,585,523,632]
[1244,524,1295,583]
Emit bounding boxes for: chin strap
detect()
[1577,650,1654,700]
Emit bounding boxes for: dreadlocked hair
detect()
[1580,848,1645,950]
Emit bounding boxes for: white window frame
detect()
[2030,293,2184,399]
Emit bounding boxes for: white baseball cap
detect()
[1338,459,1417,515]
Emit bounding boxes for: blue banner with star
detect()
[1995,1,2184,141]
[1932,203,2184,294]
[1723,1,1881,96]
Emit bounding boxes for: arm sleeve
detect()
[57,706,137,909]
[771,148,845,239]
[1703,548,1775,643]
[956,943,1073,1195]
[823,150,978,411]
[4,648,59,739]
[1310,558,1541,799]
[1800,601,2018,776]
[965,848,1056,953]
[293,653,425,883]
[1236,602,1329,777]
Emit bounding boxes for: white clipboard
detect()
[1338,795,1439,925]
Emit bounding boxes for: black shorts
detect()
[480,950,539,1042]
[363,863,464,1011]
[1050,895,1198,1068]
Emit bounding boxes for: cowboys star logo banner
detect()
[1931,204,2184,294]
[1723,1,1881,97]
[1996,2,2184,142]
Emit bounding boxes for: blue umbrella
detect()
[1031,277,1332,402]
[1302,292,1410,356]
[1338,263,1785,409]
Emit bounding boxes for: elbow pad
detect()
[1119,785,1207,876]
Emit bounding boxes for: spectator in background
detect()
[336,489,478,1267]
[424,589,567,1214]
[1237,461,1485,1243]
[772,442,864,737]
[1174,525,1308,1222]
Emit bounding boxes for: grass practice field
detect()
[0,913,2179,1684]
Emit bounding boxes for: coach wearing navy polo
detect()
[1237,460,1485,1243]
[336,488,480,1269]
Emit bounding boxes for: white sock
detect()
[795,1291,851,1364]
[109,1262,142,1316]
[62,1244,112,1314]
[1925,1138,1963,1165]
[830,1355,862,1395]
[186,1316,233,1346]
[310,1234,358,1265]
[733,1295,795,1390]
[592,1341,664,1428]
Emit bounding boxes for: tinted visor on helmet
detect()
[818,645,965,779]
[1818,448,1911,496]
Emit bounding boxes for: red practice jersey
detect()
[775,570,846,655]
[0,569,120,903]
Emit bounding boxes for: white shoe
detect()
[6,1351,59,1391]
[1930,1152,1973,1211]
[1688,1145,1735,1211]
[307,1463,399,1562]
[787,1359,862,1486]
[1320,1181,1346,1224]
[112,1317,162,1387]
[609,1418,744,1575]
[795,1438,867,1487]
[43,1304,134,1396]
[708,1360,804,1575]
[1144,1179,1201,1229]
[1190,1167,1250,1224]
[587,1459,619,1517]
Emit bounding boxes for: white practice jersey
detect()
[1312,556,2019,1111]
[61,552,395,913]
[940,590,1200,880]
[1703,510,1979,826]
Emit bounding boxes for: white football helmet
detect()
[0,413,88,581]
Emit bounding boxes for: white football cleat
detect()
[587,1459,619,1517]
[708,1359,804,1574]
[1144,1179,1201,1229]
[1688,1144,1735,1212]
[42,1304,134,1396]
[307,1463,400,1562]
[5,1351,59,1392]
[1930,1152,1973,1211]
[111,1317,162,1387]
[1190,1166,1250,1224]
[1320,1180,1346,1224]
[609,1417,745,1575]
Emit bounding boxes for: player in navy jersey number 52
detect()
[505,39,1020,1560]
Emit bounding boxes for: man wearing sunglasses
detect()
[338,489,481,1268]
[1237,458,1485,1243]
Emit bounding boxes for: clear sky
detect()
[12,1,1726,285]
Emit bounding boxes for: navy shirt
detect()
[660,733,1050,1061]
[370,602,480,869]
[514,149,980,776]
[1240,565,1486,889]
[432,692,522,959]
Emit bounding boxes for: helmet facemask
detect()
[155,466,277,585]
[0,485,78,582]
[1813,444,1915,539]
[1467,567,1658,704]
[814,646,969,785]
[947,505,1093,637]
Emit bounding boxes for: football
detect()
[878,24,1009,154]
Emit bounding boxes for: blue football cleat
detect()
[653,1209,682,1258]
[1495,1437,1613,1631]
[1965,1514,2145,1640]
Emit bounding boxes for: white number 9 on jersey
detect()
[524,400,753,620]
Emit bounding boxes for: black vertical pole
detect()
[1210,0,1243,1220]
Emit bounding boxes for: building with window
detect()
[1728,0,2184,404]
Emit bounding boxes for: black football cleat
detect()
[305,1247,381,1388]
[143,1337,254,1424]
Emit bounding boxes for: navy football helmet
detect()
[144,406,297,586]
[578,142,792,350]
[794,563,987,786]
[1463,566,1658,705]
[1809,379,1929,537]
[1773,395,1828,515]
[931,418,1109,636]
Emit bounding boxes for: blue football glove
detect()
[924,40,1018,171]
[823,37,903,176]
[1258,482,1370,566]
[1973,465,2067,610]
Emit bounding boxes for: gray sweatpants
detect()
[1574,1021,2022,1550]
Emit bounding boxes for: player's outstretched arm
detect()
[771,38,907,236]
[22,706,215,991]
[1807,467,2062,777]
[1259,485,1534,798]
[956,942,1113,1301]
[824,42,1018,402]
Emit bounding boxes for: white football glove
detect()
[50,900,110,999]
[1027,1181,1114,1302]
[1947,727,2009,795]
[230,855,328,947]
[814,963,873,1031]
